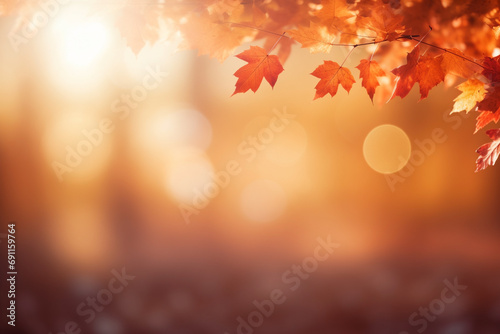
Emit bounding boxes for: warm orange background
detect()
[1,6,500,334]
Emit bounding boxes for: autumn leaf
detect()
[207,0,242,18]
[180,10,248,62]
[476,110,500,133]
[477,85,500,113]
[475,85,500,132]
[314,0,354,33]
[482,55,500,82]
[251,3,267,26]
[115,5,160,55]
[475,128,500,172]
[391,45,444,100]
[416,54,445,99]
[315,0,353,23]
[287,22,336,54]
[355,59,386,102]
[252,0,311,63]
[3,0,496,171]
[360,6,406,41]
[390,46,420,99]
[451,79,486,113]
[311,61,355,99]
[232,46,284,95]
[440,48,476,78]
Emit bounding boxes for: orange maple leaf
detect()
[311,61,355,99]
[314,0,354,33]
[391,45,444,100]
[355,59,386,102]
[439,48,476,78]
[232,46,284,95]
[287,22,336,54]
[361,6,405,41]
[180,10,247,62]
[475,128,500,172]
[207,0,243,18]
[451,78,486,113]
[251,3,267,26]
[115,5,160,55]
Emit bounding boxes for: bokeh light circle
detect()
[363,124,411,174]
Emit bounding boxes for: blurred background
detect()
[1,2,500,334]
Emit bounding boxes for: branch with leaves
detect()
[3,0,500,170]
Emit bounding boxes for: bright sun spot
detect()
[61,21,110,68]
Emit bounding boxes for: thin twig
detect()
[268,32,286,54]
[228,22,486,70]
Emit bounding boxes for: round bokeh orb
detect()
[363,124,411,174]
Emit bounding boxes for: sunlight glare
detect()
[61,21,110,68]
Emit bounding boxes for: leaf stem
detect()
[325,46,357,88]
[370,43,379,61]
[267,32,286,54]
[340,46,356,68]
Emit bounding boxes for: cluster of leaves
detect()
[2,0,500,171]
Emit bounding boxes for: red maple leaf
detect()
[482,55,500,83]
[355,59,386,102]
[232,46,284,95]
[476,110,500,133]
[390,46,420,99]
[475,128,500,172]
[311,61,355,99]
[416,54,445,99]
[475,85,500,132]
[477,85,500,113]
[391,45,444,100]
